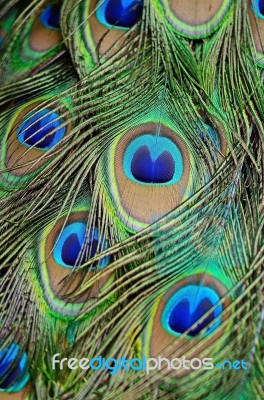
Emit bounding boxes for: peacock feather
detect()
[0,1,263,399]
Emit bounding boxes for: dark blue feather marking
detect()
[53,222,109,269]
[96,0,143,29]
[61,233,84,266]
[131,145,175,183]
[40,4,60,30]
[17,109,65,150]
[259,0,264,15]
[252,0,264,17]
[0,343,29,392]
[61,232,98,266]
[162,285,223,337]
[123,134,184,185]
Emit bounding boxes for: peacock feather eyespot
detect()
[162,285,222,337]
[53,221,109,269]
[0,343,29,392]
[251,0,264,18]
[101,121,192,232]
[17,109,66,150]
[157,0,233,38]
[124,135,183,185]
[0,99,71,189]
[60,0,143,76]
[39,4,61,30]
[28,1,62,52]
[33,201,113,317]
[141,273,231,361]
[0,2,64,83]
[96,0,143,29]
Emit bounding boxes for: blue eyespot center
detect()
[96,0,143,29]
[162,285,223,337]
[0,343,29,392]
[17,109,66,150]
[260,0,264,15]
[252,0,264,17]
[123,134,184,185]
[53,222,109,269]
[40,4,61,30]
[131,145,175,183]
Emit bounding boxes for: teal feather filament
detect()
[198,123,222,151]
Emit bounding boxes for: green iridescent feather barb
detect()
[0,0,263,399]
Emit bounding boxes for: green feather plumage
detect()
[0,1,263,399]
